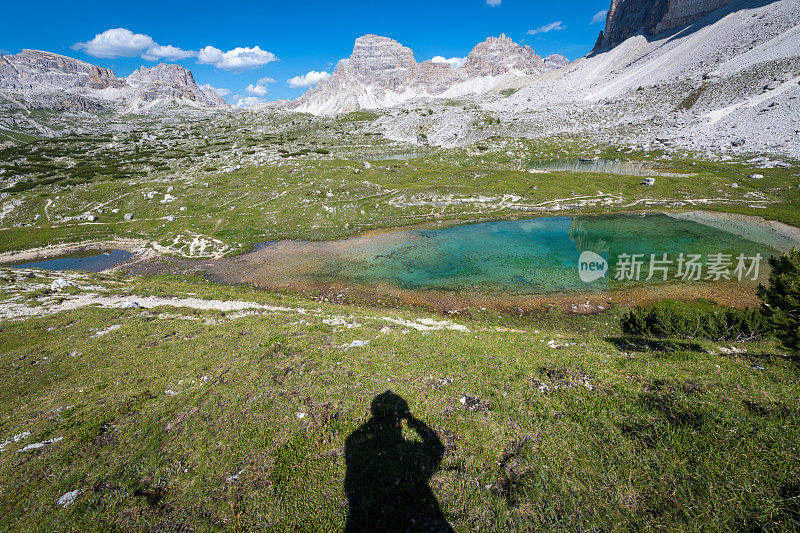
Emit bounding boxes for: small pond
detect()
[7,249,133,273]
[527,158,686,177]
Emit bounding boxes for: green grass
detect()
[2,124,798,257]
[0,128,42,145]
[0,270,798,531]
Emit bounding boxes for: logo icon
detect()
[578,251,608,282]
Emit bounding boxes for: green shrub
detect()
[621,299,770,341]
[758,248,800,353]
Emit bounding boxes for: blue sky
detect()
[1,0,610,105]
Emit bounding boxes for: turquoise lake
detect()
[229,213,797,296]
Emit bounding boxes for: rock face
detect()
[294,34,569,115]
[543,54,572,69]
[594,0,735,50]
[0,49,225,109]
[127,64,226,106]
[461,35,546,76]
[34,95,104,112]
[0,49,125,90]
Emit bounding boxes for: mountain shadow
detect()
[344,390,454,532]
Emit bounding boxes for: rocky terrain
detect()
[293,34,570,115]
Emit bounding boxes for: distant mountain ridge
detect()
[293,34,571,115]
[0,49,226,110]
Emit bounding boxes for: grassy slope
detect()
[0,271,798,531]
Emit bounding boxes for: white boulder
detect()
[50,278,71,291]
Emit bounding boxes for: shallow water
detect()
[527,158,686,177]
[225,214,791,297]
[360,153,425,161]
[8,249,133,273]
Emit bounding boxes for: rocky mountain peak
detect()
[463,34,544,76]
[294,33,569,115]
[543,54,571,68]
[128,63,196,86]
[344,34,418,90]
[127,64,226,106]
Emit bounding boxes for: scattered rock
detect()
[459,394,491,412]
[641,177,656,186]
[93,324,121,337]
[534,368,596,392]
[342,340,370,348]
[0,431,31,452]
[56,490,80,507]
[124,213,133,221]
[718,346,746,355]
[50,278,71,291]
[749,173,764,179]
[226,470,244,483]
[17,437,63,453]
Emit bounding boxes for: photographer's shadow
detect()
[344,390,454,532]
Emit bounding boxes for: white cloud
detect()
[486,0,502,6]
[197,46,277,71]
[233,96,265,108]
[73,28,278,73]
[72,28,155,58]
[200,84,231,97]
[591,10,608,24]
[245,77,276,97]
[287,70,331,88]
[430,56,467,68]
[527,21,566,35]
[71,28,194,61]
[246,83,269,97]
[142,44,194,61]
